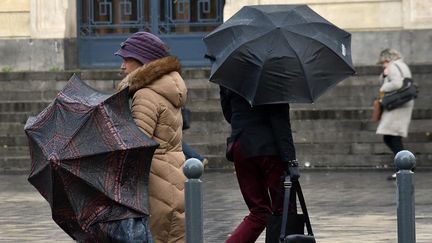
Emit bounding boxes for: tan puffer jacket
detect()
[118,56,187,243]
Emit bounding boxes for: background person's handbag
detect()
[381,63,418,111]
[371,99,382,122]
[381,77,418,110]
[281,179,316,243]
[181,107,191,130]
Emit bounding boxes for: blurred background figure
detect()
[182,141,208,166]
[376,48,414,180]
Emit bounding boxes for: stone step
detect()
[1,66,431,171]
[0,156,30,173]
[185,108,432,122]
[4,141,430,171]
[6,139,431,162]
[0,101,51,113]
[3,151,430,173]
[2,75,431,108]
[297,153,432,168]
[180,152,432,170]
[0,146,29,157]
[2,111,432,144]
[0,113,29,124]
[1,95,431,121]
[184,78,432,107]
[183,127,432,145]
[187,141,432,156]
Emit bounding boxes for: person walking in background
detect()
[376,48,414,180]
[182,141,208,166]
[116,32,187,243]
[219,86,299,243]
[181,107,209,166]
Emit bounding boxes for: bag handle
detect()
[294,180,314,235]
[279,176,314,242]
[279,176,292,241]
[389,62,414,90]
[393,62,404,78]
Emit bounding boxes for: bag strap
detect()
[279,176,315,241]
[393,62,405,79]
[294,181,314,236]
[392,63,414,89]
[279,176,292,241]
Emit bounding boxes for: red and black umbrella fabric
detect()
[24,74,158,242]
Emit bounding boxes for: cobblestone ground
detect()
[1,170,431,243]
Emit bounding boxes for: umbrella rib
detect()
[281,18,355,72]
[278,30,313,101]
[58,162,146,214]
[284,27,356,72]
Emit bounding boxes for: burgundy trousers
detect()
[226,140,285,243]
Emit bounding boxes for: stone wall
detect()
[0,0,30,38]
[1,67,431,172]
[0,0,76,71]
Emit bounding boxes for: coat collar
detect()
[120,56,182,96]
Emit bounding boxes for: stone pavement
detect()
[1,170,431,243]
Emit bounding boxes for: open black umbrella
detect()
[24,74,158,242]
[203,4,356,105]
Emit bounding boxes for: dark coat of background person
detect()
[220,87,296,162]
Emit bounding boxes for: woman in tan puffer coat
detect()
[115,32,187,243]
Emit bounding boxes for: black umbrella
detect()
[203,4,356,105]
[24,74,158,242]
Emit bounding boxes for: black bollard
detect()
[394,150,416,243]
[183,158,204,243]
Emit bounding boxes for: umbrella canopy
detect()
[203,4,356,105]
[24,74,159,241]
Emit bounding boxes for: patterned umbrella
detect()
[24,74,158,242]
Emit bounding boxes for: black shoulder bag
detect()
[181,107,191,130]
[381,64,418,111]
[280,176,316,243]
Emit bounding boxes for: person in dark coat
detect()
[220,86,298,243]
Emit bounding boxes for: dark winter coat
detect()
[219,86,296,163]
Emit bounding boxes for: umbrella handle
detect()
[287,159,300,181]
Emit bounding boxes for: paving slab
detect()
[0,170,431,243]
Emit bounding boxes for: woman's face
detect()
[121,57,142,75]
[382,61,389,69]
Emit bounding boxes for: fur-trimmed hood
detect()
[118,56,187,108]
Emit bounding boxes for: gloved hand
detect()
[287,160,300,181]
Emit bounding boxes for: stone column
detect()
[30,0,76,38]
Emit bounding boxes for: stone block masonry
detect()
[0,66,431,172]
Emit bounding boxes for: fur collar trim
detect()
[118,56,181,96]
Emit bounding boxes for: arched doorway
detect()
[78,0,224,68]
